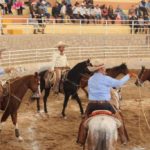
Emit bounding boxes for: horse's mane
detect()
[67,60,90,82]
[138,66,145,78]
[106,63,127,72]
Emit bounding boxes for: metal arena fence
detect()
[1,45,149,67]
[0,18,150,35]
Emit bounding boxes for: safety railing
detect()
[0,18,149,35]
[1,45,149,67]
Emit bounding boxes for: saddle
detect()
[44,71,56,89]
[84,110,122,129]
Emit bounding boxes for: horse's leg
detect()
[0,109,10,131]
[81,87,88,97]
[43,87,50,114]
[73,93,84,116]
[36,86,44,113]
[36,98,40,113]
[61,93,70,118]
[11,112,23,141]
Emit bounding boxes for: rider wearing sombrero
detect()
[77,59,137,146]
[52,41,70,94]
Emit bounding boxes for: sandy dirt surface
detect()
[1,79,150,150]
[1,58,150,150]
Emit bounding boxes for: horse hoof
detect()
[18,136,24,142]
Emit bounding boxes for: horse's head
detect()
[84,59,93,74]
[120,63,129,75]
[29,72,40,92]
[135,66,146,86]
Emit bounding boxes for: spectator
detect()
[79,3,86,23]
[128,5,135,17]
[114,5,128,23]
[60,1,67,22]
[0,0,6,15]
[38,0,51,20]
[52,2,61,23]
[129,14,139,34]
[138,15,144,33]
[72,2,80,22]
[146,0,150,16]
[94,4,101,23]
[135,4,141,17]
[5,0,13,14]
[66,4,73,20]
[89,4,95,24]
[13,0,24,15]
[108,5,116,24]
[143,14,150,34]
[101,5,108,20]
[139,0,148,16]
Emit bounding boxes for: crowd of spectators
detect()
[128,0,150,34]
[0,0,24,15]
[0,0,149,34]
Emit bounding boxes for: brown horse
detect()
[135,66,150,86]
[80,63,129,97]
[0,73,40,141]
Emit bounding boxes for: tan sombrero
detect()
[88,59,105,72]
[56,41,68,48]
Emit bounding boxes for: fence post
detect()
[127,46,130,60]
[132,20,134,35]
[8,50,11,67]
[105,20,108,35]
[79,19,82,35]
[0,17,3,35]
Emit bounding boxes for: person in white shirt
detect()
[72,2,80,20]
[79,3,86,23]
[52,41,69,93]
[60,1,66,22]
[94,4,101,21]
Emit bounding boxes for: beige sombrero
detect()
[56,41,68,47]
[88,59,105,72]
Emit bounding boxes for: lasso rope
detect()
[138,87,150,130]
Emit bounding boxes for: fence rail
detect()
[0,18,149,35]
[1,45,149,67]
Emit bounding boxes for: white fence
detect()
[0,18,150,35]
[1,45,149,67]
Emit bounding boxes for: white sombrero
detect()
[88,59,105,72]
[56,41,68,47]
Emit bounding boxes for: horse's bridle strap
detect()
[11,94,21,102]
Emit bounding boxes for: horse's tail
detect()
[96,131,107,150]
[88,116,117,150]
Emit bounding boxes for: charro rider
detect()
[77,59,137,146]
[52,41,70,94]
[0,49,14,110]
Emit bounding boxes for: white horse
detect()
[86,115,121,150]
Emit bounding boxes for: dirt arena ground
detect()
[1,59,150,150]
[1,79,150,150]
